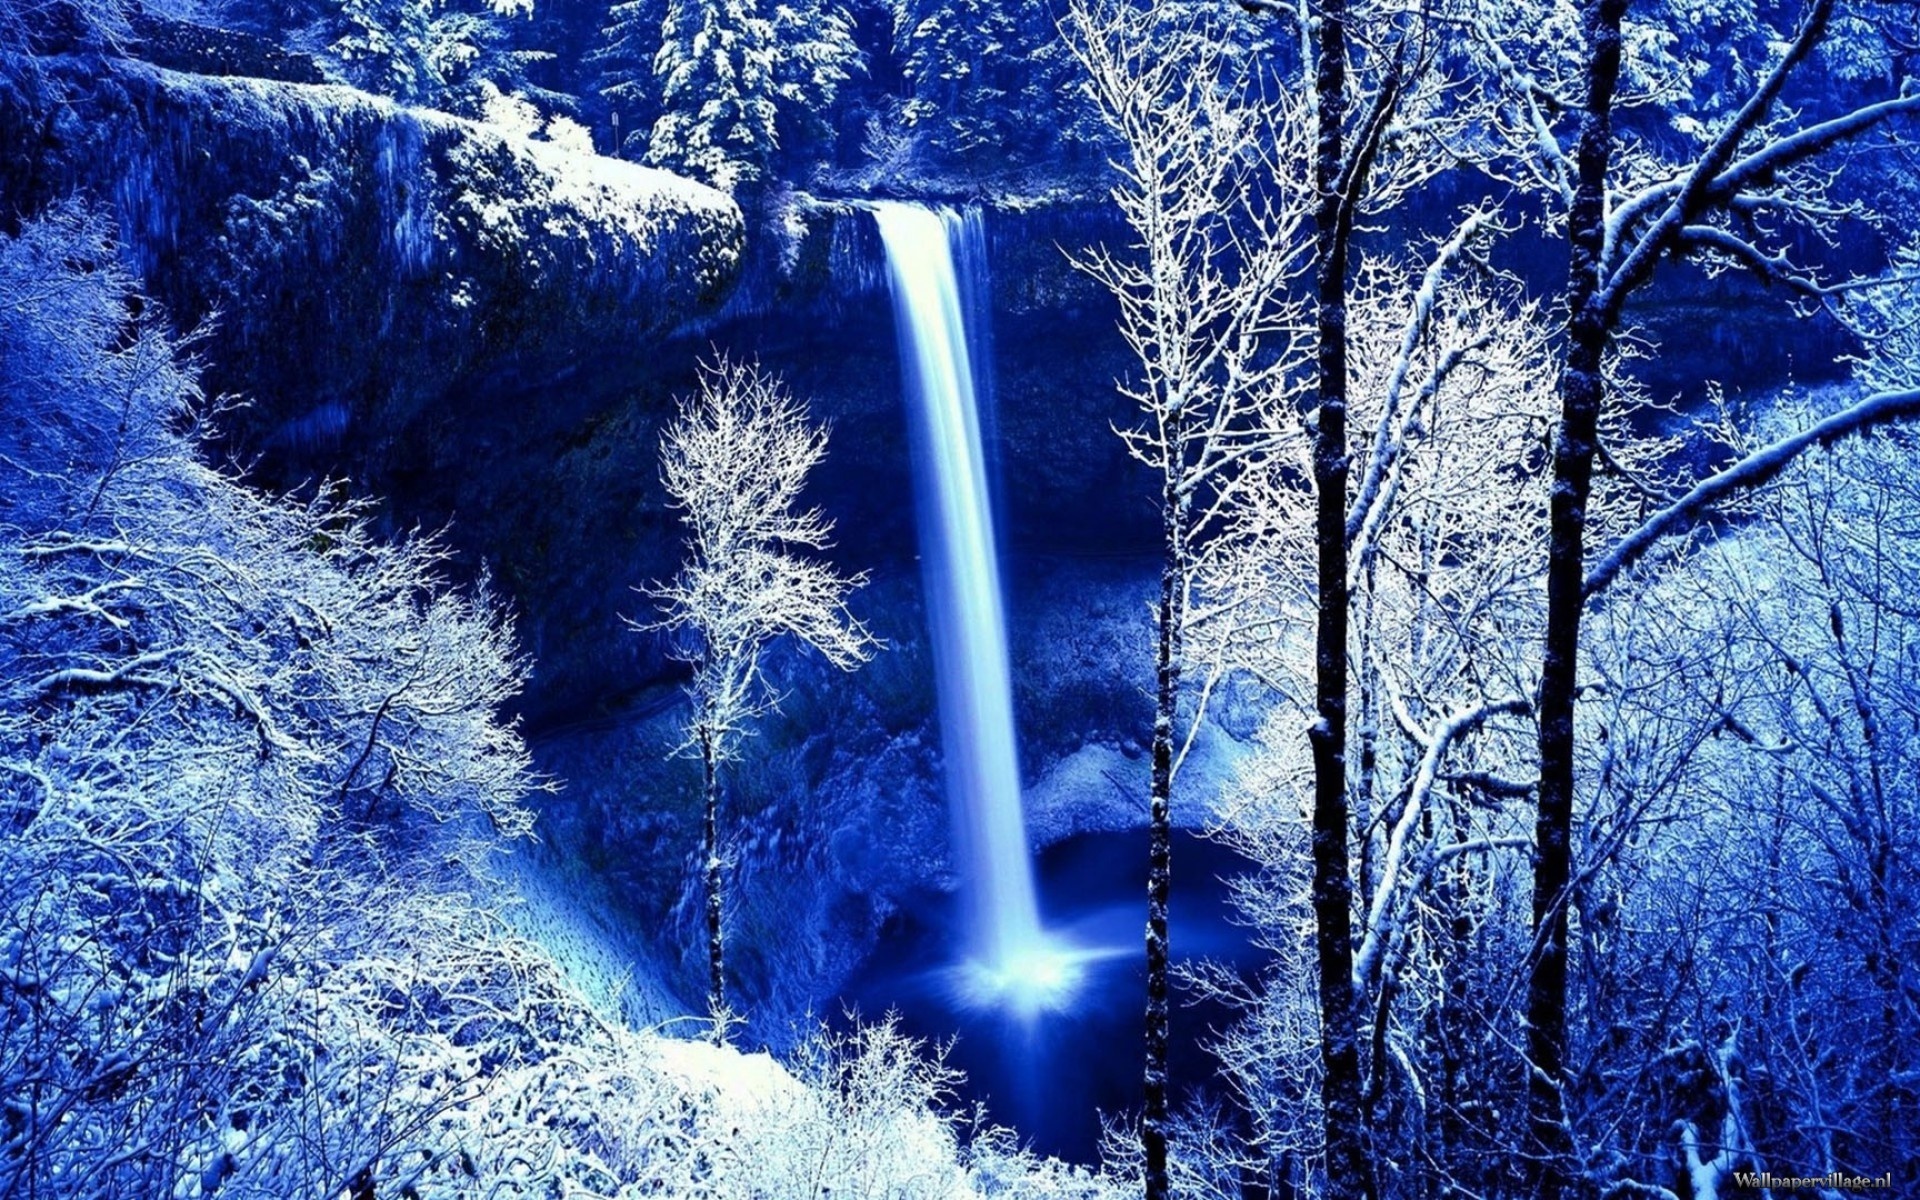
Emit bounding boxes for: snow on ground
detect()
[490,842,691,1031]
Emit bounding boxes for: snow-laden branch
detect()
[1675,225,1822,293]
[32,647,187,694]
[1607,89,1920,268]
[1,578,141,628]
[1353,695,1530,991]
[1584,387,1920,599]
[1346,208,1496,549]
[1703,92,1920,211]
[1466,14,1577,205]
[1598,0,1836,312]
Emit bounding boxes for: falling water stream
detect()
[871,202,1087,1013]
[860,204,1262,1158]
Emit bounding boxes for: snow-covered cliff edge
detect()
[0,52,744,455]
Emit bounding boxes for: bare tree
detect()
[1459,0,1920,1188]
[1067,2,1566,1192]
[0,206,548,1199]
[1191,218,1557,1196]
[1557,370,1920,1194]
[1189,3,1541,1191]
[644,355,876,1036]
[1062,5,1311,1194]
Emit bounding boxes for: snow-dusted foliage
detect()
[222,0,545,118]
[891,0,1086,166]
[647,0,783,192]
[0,204,537,1195]
[591,0,670,157]
[600,0,858,182]
[767,0,861,166]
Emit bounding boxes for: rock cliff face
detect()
[0,51,744,470]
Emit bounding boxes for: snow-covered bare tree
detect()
[1186,210,1559,1197]
[1159,0,1544,1190]
[1063,3,1312,1194]
[1559,376,1920,1195]
[644,355,876,1035]
[0,203,549,1199]
[1453,0,1920,1188]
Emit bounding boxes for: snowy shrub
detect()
[962,1125,1123,1200]
[0,204,540,1198]
[729,1018,968,1197]
[424,997,979,1198]
[396,1011,1076,1199]
[479,76,543,136]
[544,113,596,157]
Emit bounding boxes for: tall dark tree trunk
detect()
[1526,0,1626,1192]
[1523,0,1878,1190]
[1309,0,1371,1194]
[1143,473,1183,1200]
[700,721,726,1038]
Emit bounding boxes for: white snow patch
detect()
[652,1037,804,1112]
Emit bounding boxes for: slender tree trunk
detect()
[1526,0,1626,1192]
[1309,0,1371,1193]
[1436,800,1476,1192]
[1143,473,1183,1200]
[701,721,726,1038]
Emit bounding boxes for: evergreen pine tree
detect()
[893,0,1080,167]
[647,0,780,192]
[304,0,540,112]
[591,0,668,158]
[768,0,862,171]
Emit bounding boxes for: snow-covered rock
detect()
[0,52,744,455]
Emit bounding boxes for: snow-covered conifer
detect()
[647,0,781,191]
[591,0,669,157]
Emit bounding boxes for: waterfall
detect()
[872,202,1078,1014]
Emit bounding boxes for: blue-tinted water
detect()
[842,829,1264,1162]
